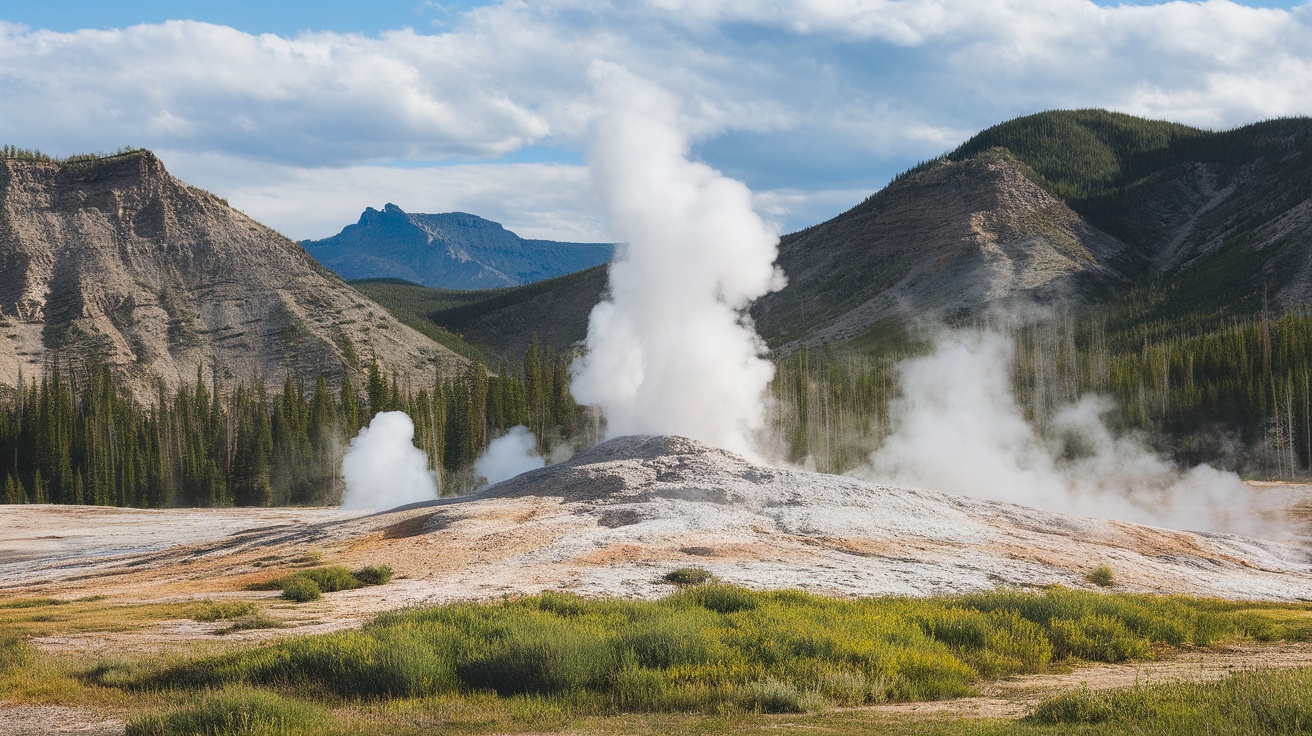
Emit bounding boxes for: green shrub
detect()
[662,567,716,587]
[619,609,720,668]
[353,564,393,586]
[125,686,330,736]
[1086,564,1116,587]
[1048,613,1150,662]
[298,566,362,593]
[1028,669,1312,731]
[814,669,883,706]
[248,629,457,698]
[281,577,322,603]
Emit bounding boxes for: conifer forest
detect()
[6,299,1312,509]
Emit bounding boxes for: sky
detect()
[2,1,1310,242]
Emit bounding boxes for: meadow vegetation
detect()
[96,586,1312,727]
[1,585,1309,734]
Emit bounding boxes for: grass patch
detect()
[216,613,287,635]
[191,600,260,622]
[0,597,70,609]
[131,586,1312,716]
[0,597,194,639]
[0,632,32,675]
[661,567,716,587]
[126,685,333,736]
[1028,667,1312,734]
[1085,565,1116,588]
[245,565,392,602]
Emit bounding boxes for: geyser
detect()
[475,425,546,488]
[340,411,439,511]
[570,62,785,458]
[855,328,1256,533]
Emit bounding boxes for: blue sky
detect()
[2,1,1310,240]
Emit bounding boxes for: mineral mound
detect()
[6,436,1308,615]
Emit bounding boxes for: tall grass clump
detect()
[0,632,32,675]
[353,564,392,586]
[281,577,322,603]
[132,586,1312,715]
[126,686,331,736]
[1086,564,1116,587]
[1029,668,1312,733]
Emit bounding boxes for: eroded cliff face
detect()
[0,151,465,396]
[752,151,1136,350]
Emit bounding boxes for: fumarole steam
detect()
[853,328,1260,534]
[475,425,546,488]
[340,411,439,511]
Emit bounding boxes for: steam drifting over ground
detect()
[340,411,439,511]
[570,63,785,458]
[853,328,1259,534]
[475,425,547,488]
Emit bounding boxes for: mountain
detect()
[352,266,609,363]
[752,146,1138,349]
[0,150,466,396]
[361,110,1312,360]
[303,204,614,290]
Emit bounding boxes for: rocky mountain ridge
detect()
[0,150,466,397]
[303,204,614,290]
[365,111,1312,358]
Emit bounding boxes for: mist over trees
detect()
[775,307,1312,481]
[7,300,1312,509]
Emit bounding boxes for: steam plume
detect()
[340,411,439,511]
[853,329,1258,533]
[475,425,546,488]
[571,62,785,457]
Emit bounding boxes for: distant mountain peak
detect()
[304,205,613,290]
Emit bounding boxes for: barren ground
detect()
[1,436,1310,733]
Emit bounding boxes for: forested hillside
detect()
[0,339,588,506]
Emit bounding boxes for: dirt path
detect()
[870,641,1312,719]
[0,703,123,736]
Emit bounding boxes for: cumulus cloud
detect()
[161,151,609,240]
[1,2,1310,239]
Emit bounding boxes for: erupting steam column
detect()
[570,62,785,459]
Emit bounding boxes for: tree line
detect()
[771,307,1312,481]
[0,336,589,507]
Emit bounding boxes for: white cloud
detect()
[161,150,607,241]
[1,1,1311,240]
